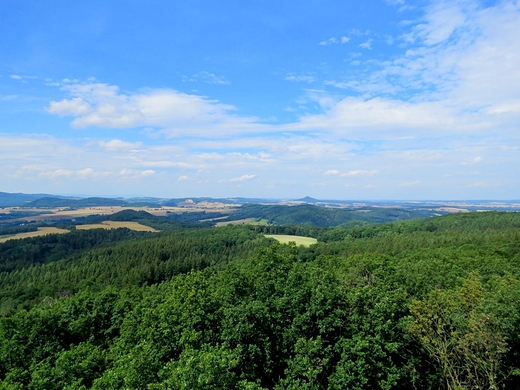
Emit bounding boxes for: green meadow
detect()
[264,234,318,246]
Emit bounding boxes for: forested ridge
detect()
[224,204,438,227]
[1,212,520,388]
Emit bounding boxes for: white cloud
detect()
[323,169,378,178]
[340,170,378,177]
[319,36,350,45]
[316,0,520,137]
[319,37,338,45]
[285,74,315,83]
[140,161,195,168]
[461,156,483,165]
[98,139,142,152]
[9,74,37,81]
[47,82,263,136]
[408,1,468,46]
[324,170,340,176]
[119,168,156,178]
[77,168,94,178]
[292,97,459,138]
[359,39,373,49]
[229,174,256,182]
[39,169,74,179]
[48,97,92,116]
[36,167,109,181]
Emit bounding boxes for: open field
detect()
[216,217,256,226]
[0,205,236,223]
[0,221,158,243]
[76,221,159,232]
[264,234,318,247]
[0,227,69,243]
[215,218,269,227]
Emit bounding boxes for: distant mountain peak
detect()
[296,196,319,203]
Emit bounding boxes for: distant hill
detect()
[295,196,319,203]
[162,197,241,206]
[224,203,439,227]
[0,192,56,207]
[28,196,127,208]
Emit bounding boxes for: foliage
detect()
[0,212,520,388]
[79,209,202,231]
[0,225,271,313]
[0,225,38,237]
[0,228,153,274]
[407,272,518,389]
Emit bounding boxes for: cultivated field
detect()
[264,234,318,247]
[0,227,69,243]
[0,221,158,243]
[75,221,159,232]
[0,205,236,223]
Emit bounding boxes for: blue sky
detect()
[1,0,519,200]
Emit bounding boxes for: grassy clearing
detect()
[264,234,318,247]
[251,218,269,226]
[216,218,256,227]
[76,221,159,232]
[0,227,70,243]
[216,218,269,227]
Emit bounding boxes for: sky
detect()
[1,0,519,200]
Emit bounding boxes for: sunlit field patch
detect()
[0,227,70,243]
[76,221,159,232]
[264,234,317,247]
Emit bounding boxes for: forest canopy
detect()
[1,211,520,389]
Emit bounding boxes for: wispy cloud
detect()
[324,170,378,177]
[229,174,256,182]
[306,1,520,143]
[399,180,422,187]
[36,167,111,181]
[285,74,315,83]
[341,170,378,177]
[319,36,350,45]
[384,0,405,5]
[324,170,340,176]
[1,95,18,101]
[119,168,156,179]
[9,74,37,81]
[461,156,483,166]
[359,39,373,49]
[183,71,229,85]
